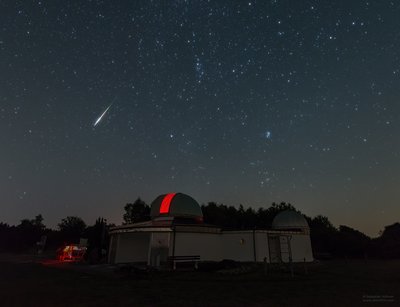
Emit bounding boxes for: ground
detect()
[0,254,399,307]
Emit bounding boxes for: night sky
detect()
[1,1,399,236]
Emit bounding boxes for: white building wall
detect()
[289,234,314,262]
[220,231,313,263]
[110,229,313,264]
[221,232,255,262]
[255,232,270,262]
[173,232,222,261]
[114,232,150,263]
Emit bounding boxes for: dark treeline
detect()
[0,215,111,263]
[1,198,399,260]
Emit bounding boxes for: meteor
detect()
[93,103,112,127]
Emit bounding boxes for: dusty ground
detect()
[0,254,399,306]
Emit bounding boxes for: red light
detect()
[55,244,87,262]
[159,193,176,214]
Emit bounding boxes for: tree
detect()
[337,225,370,257]
[11,214,47,251]
[85,217,108,263]
[381,222,400,240]
[32,214,45,230]
[202,201,300,230]
[18,214,45,231]
[202,202,241,229]
[123,198,150,224]
[369,223,400,259]
[0,222,11,251]
[58,216,86,242]
[86,217,107,248]
[0,222,9,231]
[308,215,338,256]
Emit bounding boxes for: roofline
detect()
[110,222,218,230]
[110,227,172,234]
[110,226,307,235]
[111,223,307,232]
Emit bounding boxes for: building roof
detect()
[272,210,309,230]
[150,193,203,220]
[109,219,221,234]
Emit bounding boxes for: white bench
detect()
[168,255,200,270]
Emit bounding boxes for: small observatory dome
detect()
[150,193,203,222]
[272,210,309,231]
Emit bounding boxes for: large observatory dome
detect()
[150,193,203,221]
[272,210,309,230]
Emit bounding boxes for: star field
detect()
[1,1,399,235]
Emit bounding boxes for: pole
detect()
[288,236,293,278]
[253,229,257,262]
[172,227,176,270]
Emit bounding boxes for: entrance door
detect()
[268,235,282,263]
[108,235,118,263]
[149,232,170,266]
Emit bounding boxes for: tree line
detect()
[0,215,110,263]
[1,198,399,260]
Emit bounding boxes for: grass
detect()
[0,255,399,306]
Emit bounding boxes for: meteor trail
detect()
[93,103,113,127]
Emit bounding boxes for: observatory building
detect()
[108,193,313,266]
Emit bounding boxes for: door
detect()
[149,232,170,266]
[268,235,282,263]
[108,235,118,264]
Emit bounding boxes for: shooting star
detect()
[93,102,114,127]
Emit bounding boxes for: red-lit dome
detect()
[150,193,203,221]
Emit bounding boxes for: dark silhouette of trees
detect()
[17,214,47,251]
[0,222,10,231]
[337,225,371,257]
[0,215,47,252]
[0,201,398,260]
[306,215,338,257]
[201,202,241,228]
[123,198,150,224]
[58,216,86,243]
[379,222,400,258]
[368,223,400,259]
[85,217,109,263]
[381,222,400,240]
[19,214,45,231]
[0,222,13,252]
[202,201,298,229]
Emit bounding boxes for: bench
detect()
[168,255,200,270]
